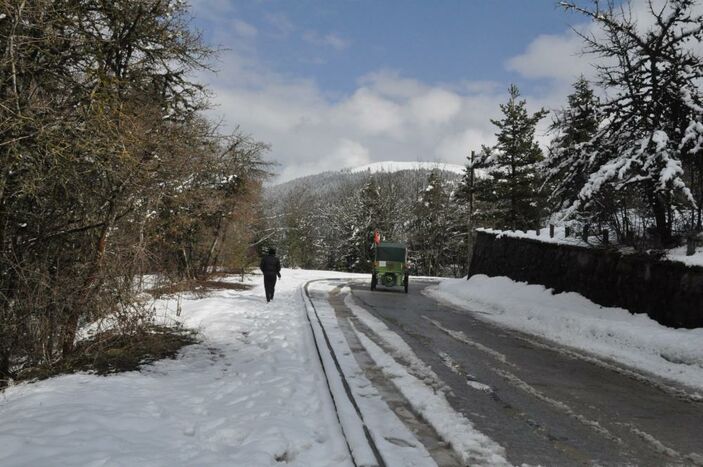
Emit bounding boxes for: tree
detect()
[0,0,269,382]
[545,76,601,212]
[561,0,703,245]
[410,171,452,276]
[475,85,548,230]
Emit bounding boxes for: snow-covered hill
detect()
[266,160,465,200]
[348,161,465,175]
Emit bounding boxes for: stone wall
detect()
[469,230,703,328]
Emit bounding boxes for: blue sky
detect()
[188,0,601,181]
[193,1,580,97]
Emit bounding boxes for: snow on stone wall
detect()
[469,231,703,329]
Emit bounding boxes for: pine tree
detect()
[545,77,600,212]
[410,171,452,276]
[476,85,548,230]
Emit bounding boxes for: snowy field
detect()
[0,270,363,467]
[427,275,703,399]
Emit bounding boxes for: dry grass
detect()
[14,325,198,383]
[149,279,252,298]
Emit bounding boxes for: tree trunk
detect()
[202,214,225,278]
[0,351,9,387]
[651,193,670,246]
[61,200,118,357]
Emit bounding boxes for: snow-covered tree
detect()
[475,85,548,230]
[545,77,601,212]
[410,171,453,276]
[562,0,703,244]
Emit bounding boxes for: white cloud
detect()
[331,139,371,168]
[409,89,462,126]
[437,128,496,164]
[191,3,599,183]
[303,31,349,50]
[506,30,594,82]
[232,19,257,39]
[339,88,404,136]
[202,58,556,182]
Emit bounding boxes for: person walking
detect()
[260,247,281,302]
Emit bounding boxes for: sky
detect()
[187,0,599,182]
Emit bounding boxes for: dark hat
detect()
[268,247,276,255]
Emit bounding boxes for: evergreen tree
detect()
[476,85,548,230]
[545,77,600,212]
[410,171,451,276]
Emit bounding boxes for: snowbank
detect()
[477,227,589,247]
[426,275,703,397]
[666,245,703,267]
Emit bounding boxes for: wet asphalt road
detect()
[347,279,703,467]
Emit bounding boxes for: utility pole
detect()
[467,150,475,278]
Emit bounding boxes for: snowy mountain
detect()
[267,160,465,199]
[348,161,465,175]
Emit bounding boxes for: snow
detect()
[481,227,703,268]
[342,292,446,389]
[304,282,438,467]
[9,266,701,465]
[349,161,465,175]
[0,269,359,467]
[341,292,509,465]
[426,275,703,398]
[355,329,509,466]
[1,269,510,466]
[478,226,590,247]
[665,245,703,268]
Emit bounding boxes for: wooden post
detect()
[565,226,571,237]
[687,236,697,256]
[549,224,555,238]
[582,224,589,242]
[466,150,475,277]
[536,228,541,236]
[602,229,609,245]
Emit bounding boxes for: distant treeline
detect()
[265,168,469,277]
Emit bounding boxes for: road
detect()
[338,279,703,466]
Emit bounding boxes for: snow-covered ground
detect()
[4,268,702,466]
[0,270,362,467]
[666,244,703,267]
[426,275,703,398]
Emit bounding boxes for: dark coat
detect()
[260,254,281,277]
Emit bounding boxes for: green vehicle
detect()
[371,241,409,293]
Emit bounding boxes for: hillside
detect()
[266,161,465,200]
[262,161,469,277]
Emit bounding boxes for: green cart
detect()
[371,241,409,293]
